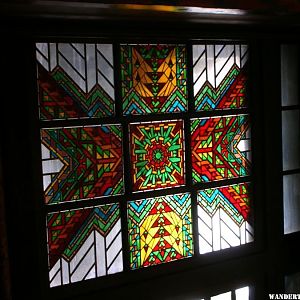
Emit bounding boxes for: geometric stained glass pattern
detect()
[121,44,187,115]
[130,120,185,192]
[127,193,193,269]
[191,115,251,183]
[36,43,115,120]
[47,203,123,287]
[197,183,253,254]
[41,124,124,204]
[193,44,248,111]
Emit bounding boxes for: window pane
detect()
[282,110,300,171]
[285,272,300,293]
[191,115,251,183]
[127,193,193,269]
[283,173,300,234]
[36,43,115,120]
[281,45,299,107]
[235,286,250,300]
[47,203,123,287]
[211,291,232,300]
[130,120,185,192]
[41,124,124,204]
[197,183,253,254]
[193,44,248,111]
[121,44,187,115]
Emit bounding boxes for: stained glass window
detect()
[127,193,193,269]
[130,120,185,191]
[197,183,253,254]
[193,44,248,111]
[36,43,115,120]
[47,203,123,287]
[35,40,253,288]
[191,115,251,183]
[41,124,124,204]
[121,44,187,115]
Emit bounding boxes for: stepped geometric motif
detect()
[41,124,124,204]
[36,43,115,120]
[193,44,248,110]
[197,183,254,254]
[47,204,123,287]
[191,115,251,183]
[130,120,185,191]
[121,44,187,114]
[128,193,193,269]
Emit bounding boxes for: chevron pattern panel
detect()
[121,44,187,115]
[197,183,254,254]
[191,115,251,183]
[41,124,124,204]
[36,43,115,120]
[128,193,193,269]
[47,203,123,287]
[193,44,248,111]
[130,120,185,191]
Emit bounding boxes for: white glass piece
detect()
[192,44,205,65]
[71,246,95,283]
[72,43,85,56]
[220,211,240,248]
[36,43,50,71]
[41,144,50,159]
[95,231,106,276]
[106,232,122,267]
[215,45,234,73]
[237,139,251,152]
[84,266,96,280]
[42,159,64,174]
[212,209,221,251]
[58,44,87,92]
[207,45,216,88]
[86,44,97,92]
[246,222,254,243]
[106,219,121,246]
[62,258,70,285]
[97,44,113,65]
[235,44,241,68]
[49,43,57,71]
[107,250,123,275]
[43,175,51,191]
[70,232,94,273]
[241,45,248,68]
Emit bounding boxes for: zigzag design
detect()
[193,44,248,111]
[128,193,193,269]
[195,65,246,111]
[38,64,114,119]
[41,125,124,204]
[121,44,187,114]
[47,204,120,268]
[129,193,191,222]
[191,115,251,183]
[198,183,250,225]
